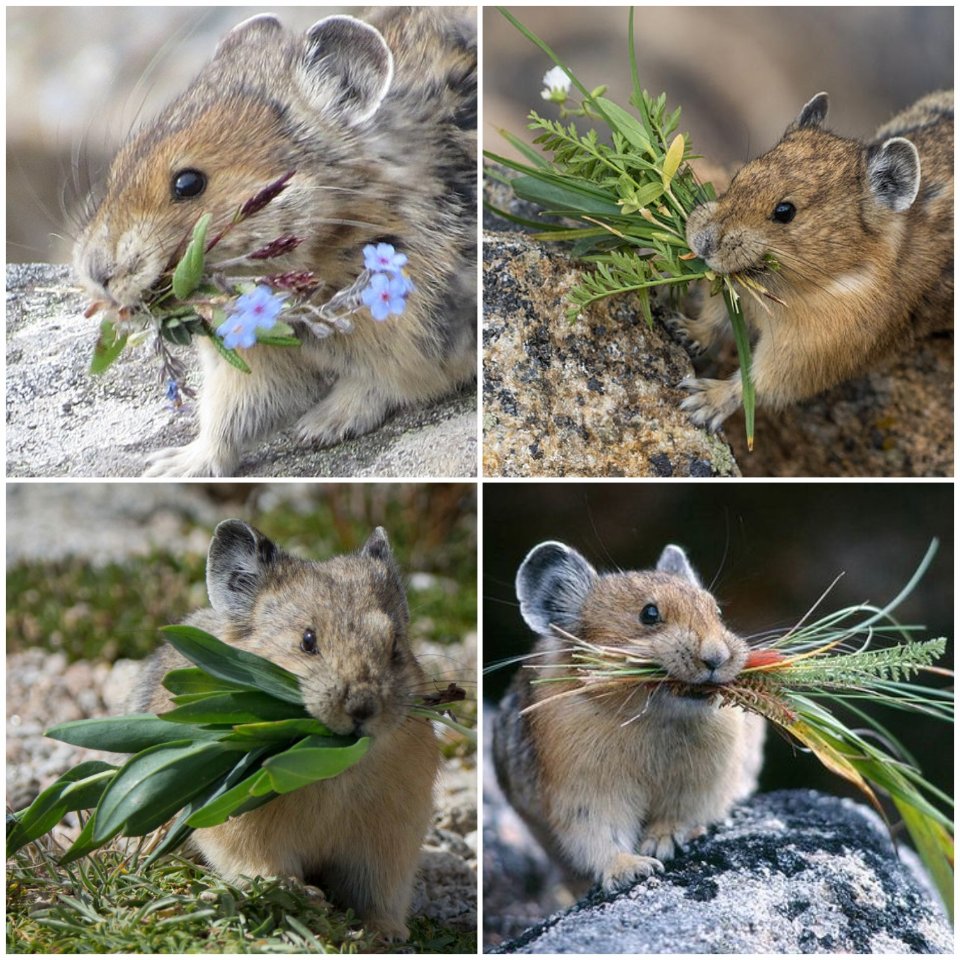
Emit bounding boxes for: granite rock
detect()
[488,789,953,954]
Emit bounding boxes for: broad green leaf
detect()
[163,666,251,698]
[7,762,116,854]
[261,735,370,794]
[92,739,242,842]
[161,625,303,705]
[172,213,211,300]
[593,97,653,156]
[661,133,685,188]
[46,714,226,752]
[226,717,336,741]
[159,691,307,725]
[255,334,301,348]
[90,318,128,375]
[186,759,279,829]
[895,798,954,919]
[60,809,115,865]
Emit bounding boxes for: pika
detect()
[134,520,439,940]
[673,90,953,430]
[493,541,764,893]
[73,8,477,477]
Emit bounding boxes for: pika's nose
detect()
[685,202,719,260]
[344,686,379,726]
[700,648,730,672]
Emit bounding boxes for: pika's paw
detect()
[143,442,232,478]
[663,313,708,357]
[679,376,741,432]
[601,852,664,892]
[296,386,388,447]
[639,823,706,861]
[365,914,409,943]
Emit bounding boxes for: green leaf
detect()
[172,213,211,300]
[205,328,252,374]
[185,756,279,830]
[226,717,336,741]
[91,739,243,842]
[46,714,226,752]
[661,133,685,188]
[89,318,128,375]
[7,762,116,854]
[255,334,301,348]
[722,284,755,450]
[163,666,251,698]
[593,97,653,156]
[60,809,114,865]
[511,175,621,217]
[159,691,307,725]
[260,735,370,794]
[161,625,303,705]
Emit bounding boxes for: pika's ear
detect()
[361,526,394,563]
[867,137,921,212]
[298,15,393,124]
[207,520,278,619]
[656,544,702,588]
[361,527,409,627]
[215,14,283,57]
[787,92,829,133]
[516,541,597,636]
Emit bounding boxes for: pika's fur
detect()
[74,8,476,477]
[134,520,438,940]
[674,90,953,430]
[493,541,764,892]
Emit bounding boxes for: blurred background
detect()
[6,6,355,265]
[485,6,953,176]
[483,482,953,812]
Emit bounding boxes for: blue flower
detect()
[217,285,286,349]
[361,272,411,322]
[363,242,408,276]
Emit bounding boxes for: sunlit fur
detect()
[677,91,953,429]
[74,8,477,476]
[135,523,438,941]
[494,543,765,894]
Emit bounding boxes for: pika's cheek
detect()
[75,219,169,307]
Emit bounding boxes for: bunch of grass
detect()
[519,541,953,913]
[485,8,771,446]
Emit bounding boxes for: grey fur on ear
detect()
[867,137,921,212]
[206,519,278,619]
[789,92,829,132]
[299,15,393,124]
[656,544,701,587]
[361,526,393,563]
[215,14,282,57]
[516,541,597,636]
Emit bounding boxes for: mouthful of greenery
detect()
[7,626,470,868]
[485,7,773,448]
[507,540,954,915]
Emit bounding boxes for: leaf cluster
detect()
[7,626,369,866]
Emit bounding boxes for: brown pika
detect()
[672,90,953,430]
[134,520,439,941]
[73,8,477,477]
[493,541,764,893]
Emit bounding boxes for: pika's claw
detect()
[143,442,232,477]
[663,314,708,357]
[601,852,665,892]
[678,376,740,432]
[639,823,706,861]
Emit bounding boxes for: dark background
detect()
[483,482,953,812]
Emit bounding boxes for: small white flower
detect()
[541,65,571,102]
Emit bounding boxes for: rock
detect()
[6,264,476,478]
[490,789,953,954]
[482,233,740,477]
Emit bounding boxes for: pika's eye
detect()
[772,201,796,223]
[171,169,207,201]
[300,627,318,655]
[639,603,661,626]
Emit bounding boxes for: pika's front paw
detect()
[601,852,664,892]
[639,823,706,861]
[663,313,708,358]
[679,376,741,432]
[365,914,409,943]
[143,442,232,478]
[296,386,388,447]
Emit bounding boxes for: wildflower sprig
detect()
[485,7,766,447]
[499,539,953,913]
[85,171,414,404]
[8,626,471,866]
